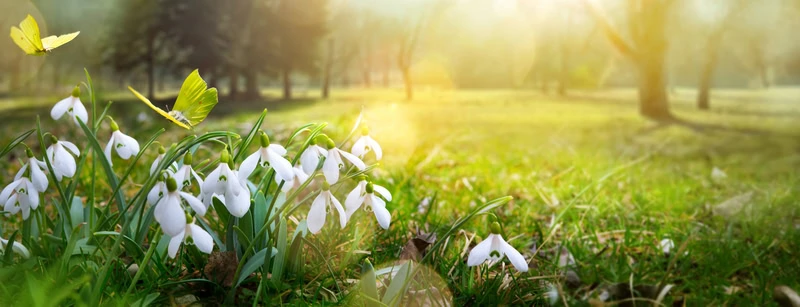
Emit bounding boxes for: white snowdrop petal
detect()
[467,238,494,266]
[168,230,185,259]
[329,193,348,228]
[307,193,327,234]
[351,136,367,158]
[104,136,115,167]
[27,183,39,210]
[180,192,207,216]
[300,147,320,174]
[0,180,21,203]
[268,153,294,184]
[338,149,366,170]
[72,99,89,125]
[322,153,340,184]
[268,144,287,156]
[370,195,391,230]
[14,164,28,181]
[225,182,250,217]
[147,182,164,205]
[239,151,261,181]
[157,196,187,237]
[60,141,80,157]
[51,97,72,120]
[344,184,365,219]
[500,239,529,272]
[29,161,48,192]
[368,137,383,160]
[4,194,19,215]
[373,184,392,202]
[150,155,163,175]
[189,224,214,254]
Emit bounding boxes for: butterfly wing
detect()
[41,31,80,51]
[10,27,40,55]
[128,86,192,130]
[10,15,45,55]
[173,70,218,127]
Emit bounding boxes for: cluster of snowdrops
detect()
[0,81,529,285]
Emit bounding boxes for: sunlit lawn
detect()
[2,88,799,305]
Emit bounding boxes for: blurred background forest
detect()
[1,0,800,119]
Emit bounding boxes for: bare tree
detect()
[583,0,677,120]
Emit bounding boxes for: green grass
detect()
[1,88,799,305]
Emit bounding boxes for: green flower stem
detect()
[123,228,161,299]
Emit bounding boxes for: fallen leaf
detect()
[713,192,753,218]
[204,251,238,287]
[774,286,800,307]
[400,230,437,261]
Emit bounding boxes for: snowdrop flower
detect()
[300,137,328,175]
[278,165,310,192]
[149,145,167,175]
[51,86,88,126]
[174,152,203,189]
[467,222,528,272]
[46,136,80,181]
[345,179,392,229]
[168,219,214,258]
[0,149,48,220]
[16,147,48,193]
[239,132,293,183]
[307,181,347,234]
[320,135,366,184]
[0,237,30,259]
[155,177,206,237]
[148,178,167,206]
[202,149,250,217]
[104,118,140,166]
[351,125,382,160]
[660,238,675,255]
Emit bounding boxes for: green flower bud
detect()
[260,131,270,147]
[314,134,328,146]
[49,135,59,145]
[185,211,192,223]
[490,222,501,235]
[365,182,374,193]
[71,85,81,98]
[166,177,178,192]
[361,125,370,136]
[322,181,330,191]
[220,148,230,164]
[108,117,120,132]
[325,138,336,150]
[183,152,193,165]
[157,145,166,155]
[25,146,34,158]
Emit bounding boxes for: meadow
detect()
[0,86,799,306]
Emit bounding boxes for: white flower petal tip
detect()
[109,130,140,161]
[467,234,528,273]
[0,238,30,259]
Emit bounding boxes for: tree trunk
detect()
[282,67,292,100]
[759,64,770,88]
[401,66,412,101]
[637,58,671,120]
[228,70,239,100]
[244,70,260,100]
[322,39,333,99]
[557,51,569,96]
[697,41,720,110]
[158,69,166,93]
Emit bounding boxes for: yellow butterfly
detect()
[128,70,219,130]
[9,14,79,56]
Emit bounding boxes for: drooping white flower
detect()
[307,182,347,234]
[351,126,382,160]
[148,180,167,205]
[0,177,38,220]
[168,220,214,258]
[319,136,365,184]
[300,140,328,175]
[149,146,167,175]
[467,223,528,272]
[0,236,30,259]
[278,165,310,192]
[104,119,140,166]
[345,180,392,229]
[239,132,294,183]
[155,178,206,237]
[202,150,250,217]
[173,152,203,190]
[16,148,48,193]
[46,137,80,181]
[51,86,88,126]
[660,238,675,255]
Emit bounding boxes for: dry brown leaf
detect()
[713,191,753,218]
[400,230,437,261]
[204,251,238,287]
